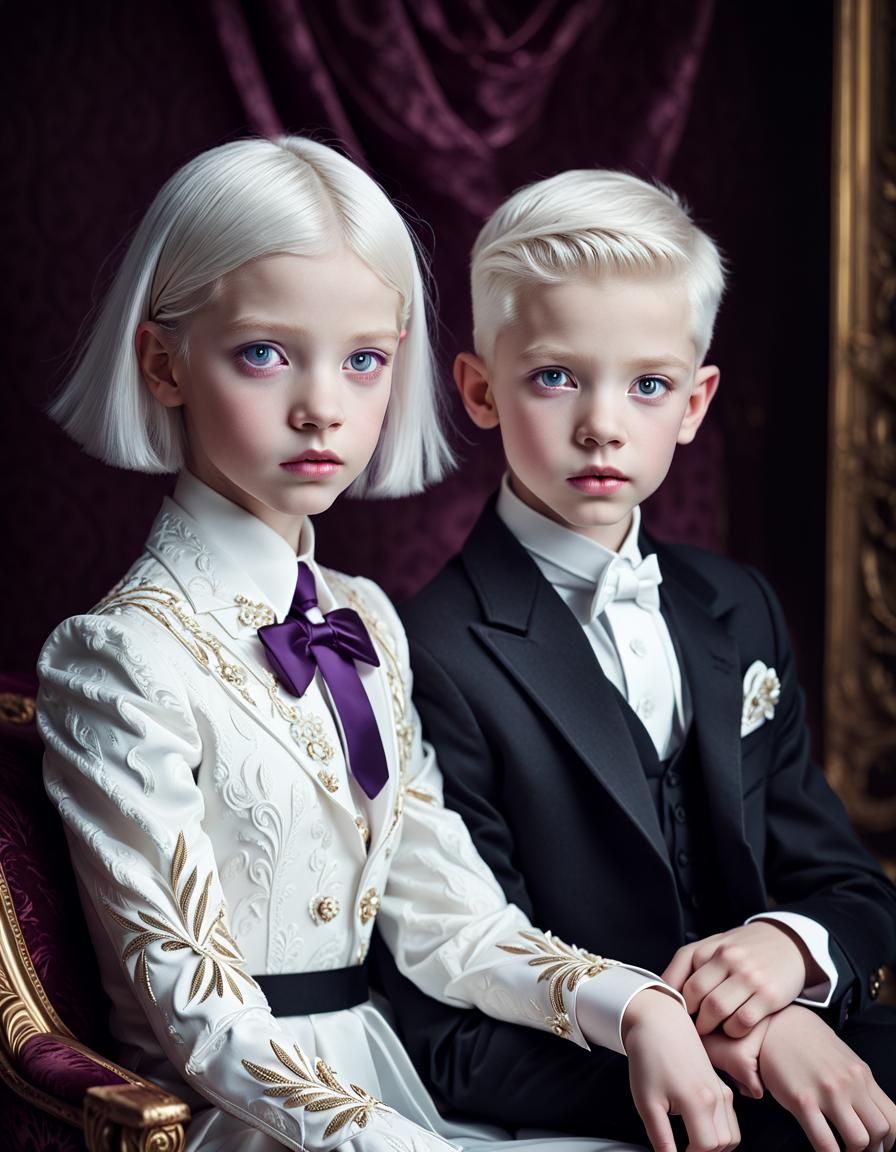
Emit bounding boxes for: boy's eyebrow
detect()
[224,318,400,344]
[516,346,692,373]
[626,354,692,373]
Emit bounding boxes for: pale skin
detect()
[456,269,894,1151]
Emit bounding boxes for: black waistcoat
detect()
[610,685,728,941]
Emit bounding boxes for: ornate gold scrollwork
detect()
[84,1085,189,1152]
[828,0,896,887]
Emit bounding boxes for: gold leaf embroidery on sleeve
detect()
[243,1040,389,1137]
[108,832,256,1006]
[498,930,619,1037]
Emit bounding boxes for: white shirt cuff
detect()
[746,911,838,1007]
[574,966,686,1055]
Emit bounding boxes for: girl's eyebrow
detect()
[224,318,400,344]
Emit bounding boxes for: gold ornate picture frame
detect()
[827,0,896,878]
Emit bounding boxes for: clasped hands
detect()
[654,921,896,1152]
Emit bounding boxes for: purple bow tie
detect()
[258,563,389,798]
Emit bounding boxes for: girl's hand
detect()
[662,921,813,1037]
[757,1005,896,1152]
[622,987,740,1152]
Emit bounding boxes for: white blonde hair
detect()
[50,136,452,496]
[471,169,725,363]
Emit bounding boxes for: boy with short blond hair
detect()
[378,170,896,1151]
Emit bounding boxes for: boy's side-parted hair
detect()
[50,136,452,497]
[471,169,726,364]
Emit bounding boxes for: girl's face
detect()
[141,248,402,549]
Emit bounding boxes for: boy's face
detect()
[456,273,719,551]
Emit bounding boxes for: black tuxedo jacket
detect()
[376,499,896,1133]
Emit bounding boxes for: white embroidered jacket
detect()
[37,478,661,1151]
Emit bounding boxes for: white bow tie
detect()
[591,553,662,618]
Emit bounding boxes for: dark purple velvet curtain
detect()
[208,0,722,595]
[0,2,833,746]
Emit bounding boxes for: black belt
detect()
[253,959,370,1017]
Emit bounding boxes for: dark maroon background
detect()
[1,2,832,748]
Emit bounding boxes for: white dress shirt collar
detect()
[172,471,321,621]
[496,472,645,599]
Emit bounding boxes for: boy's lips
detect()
[567,467,629,494]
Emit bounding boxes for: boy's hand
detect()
[701,1018,771,1100]
[622,987,739,1152]
[662,921,814,1036]
[757,1005,896,1152]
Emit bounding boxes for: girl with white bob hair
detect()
[37,136,730,1152]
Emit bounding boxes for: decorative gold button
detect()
[355,816,370,849]
[310,895,340,924]
[317,770,339,793]
[359,887,380,924]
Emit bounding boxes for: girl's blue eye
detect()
[534,368,571,389]
[241,344,281,369]
[631,376,669,398]
[344,350,384,375]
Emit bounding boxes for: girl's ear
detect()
[454,352,500,429]
[677,364,720,445]
[136,322,184,408]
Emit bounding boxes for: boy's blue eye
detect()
[631,376,668,398]
[344,350,384,374]
[534,368,571,389]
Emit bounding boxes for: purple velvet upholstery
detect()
[17,1035,128,1110]
[0,674,112,1053]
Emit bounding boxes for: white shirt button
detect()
[630,638,648,657]
[639,697,655,717]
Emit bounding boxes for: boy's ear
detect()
[136,322,184,408]
[677,364,720,445]
[454,352,499,429]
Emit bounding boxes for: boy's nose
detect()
[575,395,626,447]
[288,374,344,430]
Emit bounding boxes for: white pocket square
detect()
[741,660,781,737]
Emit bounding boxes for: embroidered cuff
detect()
[746,911,837,1007]
[574,967,686,1056]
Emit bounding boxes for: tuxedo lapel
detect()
[656,544,766,914]
[464,508,671,873]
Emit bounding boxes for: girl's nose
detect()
[289,373,343,431]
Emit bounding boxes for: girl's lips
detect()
[566,474,628,494]
[280,459,342,477]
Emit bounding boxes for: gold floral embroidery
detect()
[355,816,370,849]
[498,930,618,1026]
[234,594,275,628]
[243,1040,388,1137]
[97,584,256,705]
[262,676,337,772]
[108,832,255,1005]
